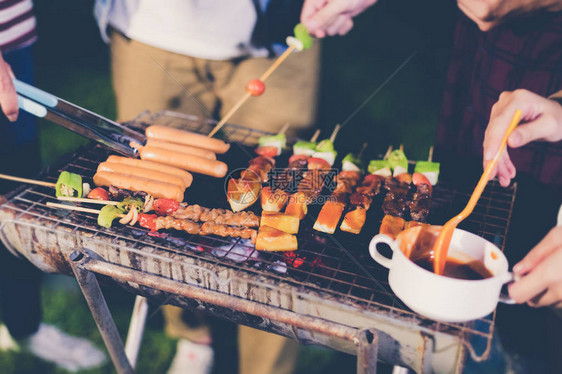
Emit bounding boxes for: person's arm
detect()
[300,0,377,38]
[457,0,562,31]
[0,52,18,122]
[482,89,562,187]
[508,225,562,308]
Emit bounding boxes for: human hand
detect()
[482,89,562,186]
[457,0,562,31]
[300,0,377,38]
[0,52,18,122]
[509,226,562,308]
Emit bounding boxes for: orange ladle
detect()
[432,109,522,275]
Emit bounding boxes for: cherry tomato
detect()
[139,214,158,231]
[246,79,265,96]
[255,146,278,157]
[153,198,180,215]
[307,157,331,170]
[288,154,309,164]
[412,173,433,192]
[87,187,109,201]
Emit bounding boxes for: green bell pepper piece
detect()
[293,140,316,150]
[367,160,389,174]
[386,150,408,171]
[342,153,362,168]
[414,161,440,173]
[258,133,286,149]
[98,205,123,228]
[315,139,334,152]
[55,171,83,198]
[294,23,313,50]
[117,197,144,213]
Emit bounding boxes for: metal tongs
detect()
[14,79,146,157]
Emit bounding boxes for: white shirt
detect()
[96,0,269,60]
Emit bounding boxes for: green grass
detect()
[0,1,454,373]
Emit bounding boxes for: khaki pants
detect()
[111,31,319,374]
[111,31,320,134]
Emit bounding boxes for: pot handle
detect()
[498,272,520,305]
[369,234,396,269]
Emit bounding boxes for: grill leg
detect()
[125,296,148,368]
[68,250,134,374]
[356,328,379,374]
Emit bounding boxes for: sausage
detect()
[106,155,192,187]
[93,171,184,202]
[97,162,187,189]
[139,146,228,178]
[145,125,230,154]
[145,139,216,160]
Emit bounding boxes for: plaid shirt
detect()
[436,11,562,197]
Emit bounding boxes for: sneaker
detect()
[0,324,19,351]
[167,338,214,374]
[3,323,107,372]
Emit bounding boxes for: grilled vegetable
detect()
[55,171,83,198]
[153,198,180,216]
[117,197,144,213]
[293,140,316,156]
[256,225,298,251]
[414,161,440,185]
[98,205,123,228]
[342,153,362,172]
[386,150,408,176]
[138,213,158,231]
[256,134,286,157]
[294,23,313,50]
[367,160,391,177]
[312,139,337,166]
[260,212,300,234]
[87,187,109,201]
[379,215,406,240]
[227,178,261,212]
[313,201,345,234]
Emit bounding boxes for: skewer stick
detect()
[278,122,290,135]
[47,202,102,215]
[0,173,56,188]
[384,145,393,159]
[57,196,120,205]
[329,124,341,143]
[428,146,434,162]
[358,142,368,159]
[310,129,321,143]
[399,144,404,152]
[208,44,297,138]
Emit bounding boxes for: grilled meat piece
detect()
[155,216,257,243]
[173,204,260,227]
[382,192,408,218]
[108,185,147,200]
[383,176,410,197]
[408,196,430,222]
[349,192,372,210]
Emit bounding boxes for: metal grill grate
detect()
[0,111,517,365]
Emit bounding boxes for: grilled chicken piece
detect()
[256,225,298,251]
[379,215,406,240]
[340,207,367,234]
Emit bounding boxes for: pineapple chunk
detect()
[284,192,308,220]
[313,201,345,234]
[261,187,290,212]
[260,211,300,234]
[256,225,298,251]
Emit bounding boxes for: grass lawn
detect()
[0,1,456,373]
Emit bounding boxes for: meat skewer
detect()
[46,202,259,243]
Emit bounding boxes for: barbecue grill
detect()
[0,111,517,373]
